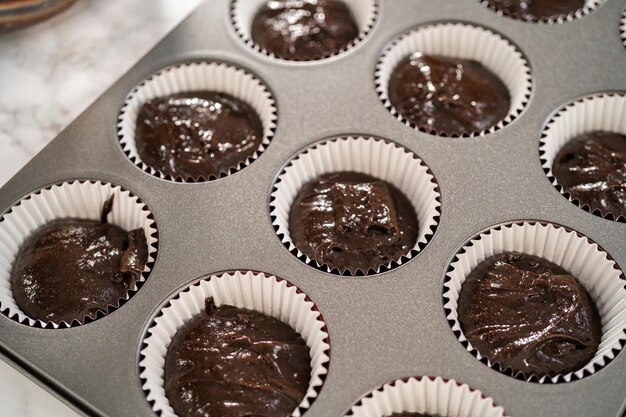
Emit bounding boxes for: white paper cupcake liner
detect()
[117,61,277,182]
[0,180,158,329]
[139,270,330,417]
[270,136,441,276]
[443,221,626,383]
[375,23,532,137]
[539,92,626,222]
[231,0,379,62]
[479,0,604,24]
[346,376,508,417]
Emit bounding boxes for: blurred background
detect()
[0,0,201,415]
[0,0,202,187]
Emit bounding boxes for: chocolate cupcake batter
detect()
[289,172,418,273]
[10,196,148,324]
[485,0,585,21]
[164,298,311,417]
[251,0,358,60]
[135,91,263,179]
[552,131,626,219]
[458,252,601,378]
[388,53,511,136]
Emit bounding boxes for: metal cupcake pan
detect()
[0,0,625,416]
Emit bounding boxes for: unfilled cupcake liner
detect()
[231,0,379,62]
[539,92,626,222]
[270,136,441,276]
[443,221,626,383]
[139,270,330,417]
[346,376,508,417]
[479,0,604,24]
[117,61,277,182]
[375,23,532,137]
[0,180,158,329]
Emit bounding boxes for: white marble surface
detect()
[0,0,202,187]
[0,0,202,415]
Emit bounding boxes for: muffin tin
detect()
[0,0,625,416]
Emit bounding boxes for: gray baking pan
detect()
[0,0,625,416]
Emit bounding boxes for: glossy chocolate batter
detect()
[164,298,311,417]
[251,0,358,60]
[485,0,585,21]
[289,172,418,273]
[458,252,601,377]
[552,131,626,219]
[10,196,148,324]
[388,53,511,136]
[135,91,263,179]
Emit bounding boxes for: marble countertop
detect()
[0,0,201,415]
